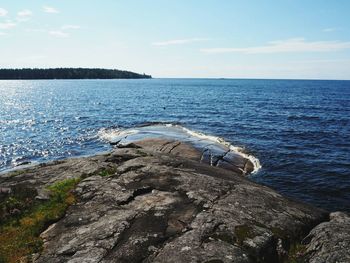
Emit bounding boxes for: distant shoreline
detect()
[0,68,152,80]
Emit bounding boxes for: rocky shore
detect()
[0,126,349,262]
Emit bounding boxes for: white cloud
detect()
[43,6,59,14]
[17,9,33,22]
[0,20,16,30]
[200,38,350,54]
[61,25,80,30]
[323,28,339,32]
[0,8,8,17]
[49,30,69,38]
[0,31,7,36]
[152,38,208,46]
[17,10,33,17]
[26,28,46,33]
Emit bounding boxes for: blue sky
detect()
[1,0,350,79]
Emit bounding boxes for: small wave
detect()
[176,125,262,174]
[287,115,321,121]
[97,128,139,142]
[98,123,262,174]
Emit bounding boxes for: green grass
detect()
[98,167,116,177]
[0,178,80,263]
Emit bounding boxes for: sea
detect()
[0,79,349,212]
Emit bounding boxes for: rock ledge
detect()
[0,137,349,263]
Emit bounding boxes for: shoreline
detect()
[1,134,349,262]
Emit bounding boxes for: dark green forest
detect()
[0,68,152,79]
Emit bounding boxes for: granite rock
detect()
[303,211,350,263]
[0,138,348,262]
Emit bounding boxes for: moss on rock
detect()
[0,178,80,263]
[234,224,256,245]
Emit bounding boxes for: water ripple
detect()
[0,79,349,212]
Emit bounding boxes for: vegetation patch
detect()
[98,167,117,177]
[210,232,236,245]
[271,226,290,240]
[0,178,80,263]
[0,185,37,222]
[0,68,152,80]
[7,170,26,177]
[234,224,255,245]
[136,149,148,157]
[285,243,307,263]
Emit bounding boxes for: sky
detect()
[1,0,350,79]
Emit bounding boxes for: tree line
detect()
[0,68,152,79]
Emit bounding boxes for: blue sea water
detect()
[0,79,349,212]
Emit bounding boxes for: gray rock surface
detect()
[303,211,350,263]
[0,136,348,262]
[102,124,260,175]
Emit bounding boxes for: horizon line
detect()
[0,77,349,81]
